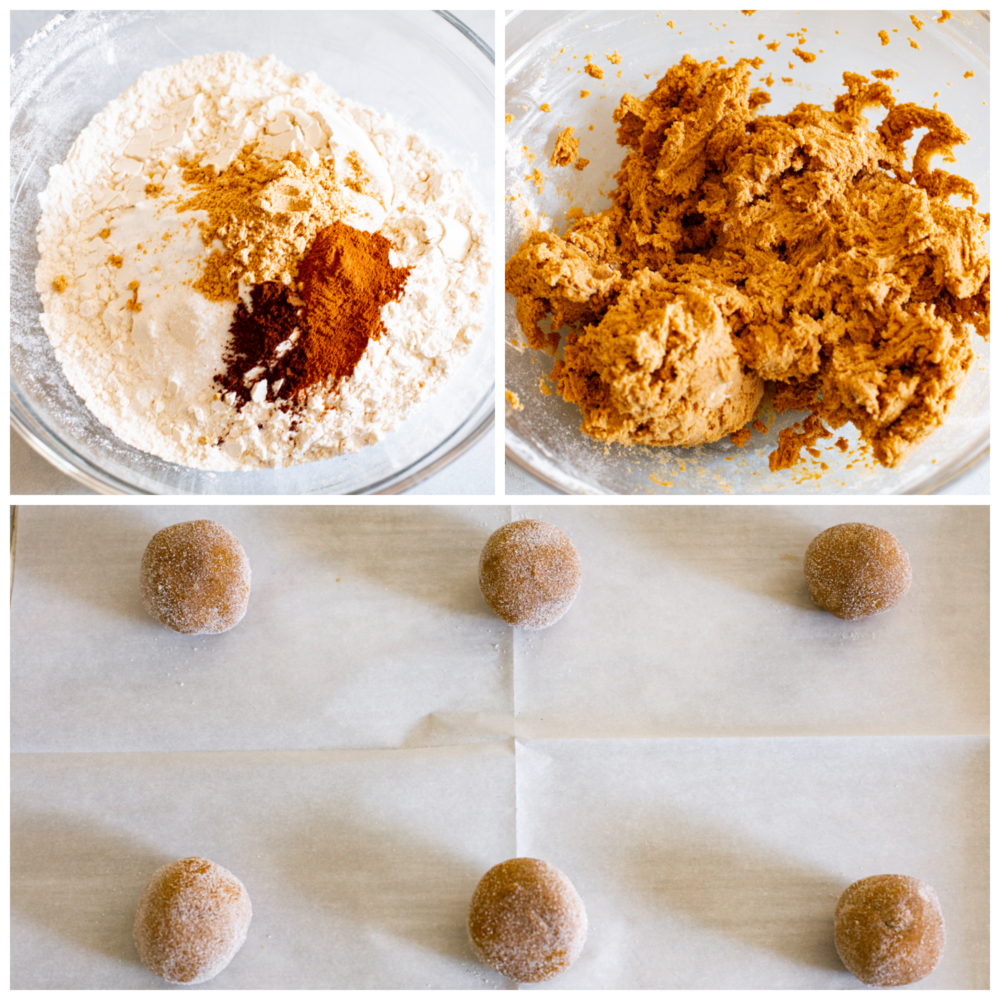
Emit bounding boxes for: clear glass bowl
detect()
[12,10,495,494]
[505,10,989,494]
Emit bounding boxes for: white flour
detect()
[35,52,490,470]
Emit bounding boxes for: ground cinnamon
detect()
[215,221,411,407]
[297,221,411,385]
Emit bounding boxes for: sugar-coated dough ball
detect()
[134,856,252,985]
[834,874,944,987]
[804,522,911,620]
[141,520,251,634]
[468,857,587,983]
[478,520,582,629]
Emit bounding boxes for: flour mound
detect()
[35,51,490,470]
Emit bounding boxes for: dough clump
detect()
[468,857,587,983]
[805,522,911,619]
[134,856,252,985]
[506,55,990,468]
[140,520,251,634]
[834,873,945,987]
[479,520,582,629]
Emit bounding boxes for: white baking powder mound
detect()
[34,51,490,471]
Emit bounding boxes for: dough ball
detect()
[478,520,582,629]
[468,857,587,983]
[804,522,911,620]
[140,520,251,634]
[134,856,252,985]
[834,874,945,987]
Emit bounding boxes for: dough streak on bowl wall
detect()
[34,51,490,471]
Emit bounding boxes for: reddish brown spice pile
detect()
[215,221,411,407]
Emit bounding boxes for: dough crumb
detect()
[908,37,921,49]
[551,127,580,167]
[505,113,513,124]
[584,56,604,80]
[879,29,890,45]
[871,68,899,80]
[51,274,68,293]
[910,14,924,30]
[580,89,590,97]
[505,389,524,411]
[937,10,951,22]
[540,103,551,112]
[792,47,817,63]
[607,50,622,65]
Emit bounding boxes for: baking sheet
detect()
[10,504,989,988]
[12,742,515,990]
[517,737,988,990]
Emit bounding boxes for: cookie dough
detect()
[140,520,251,634]
[506,55,989,468]
[834,874,945,987]
[805,522,912,619]
[134,856,252,985]
[478,520,582,630]
[468,857,587,983]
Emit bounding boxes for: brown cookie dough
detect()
[134,857,252,985]
[551,126,581,167]
[506,55,989,468]
[478,520,582,630]
[805,522,911,619]
[468,857,587,983]
[140,520,251,634]
[834,874,945,987]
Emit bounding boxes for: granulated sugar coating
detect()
[478,520,582,630]
[140,520,250,634]
[134,856,252,985]
[804,523,911,620]
[468,858,587,983]
[834,874,945,987]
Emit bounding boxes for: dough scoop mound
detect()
[468,857,587,983]
[805,522,912,620]
[140,520,251,634]
[506,55,990,468]
[834,874,945,987]
[478,520,582,630]
[134,856,252,985]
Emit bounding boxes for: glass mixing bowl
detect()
[12,10,495,494]
[505,10,989,494]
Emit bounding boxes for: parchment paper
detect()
[10,504,989,988]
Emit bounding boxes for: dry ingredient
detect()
[505,55,989,470]
[216,221,411,407]
[35,52,489,470]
